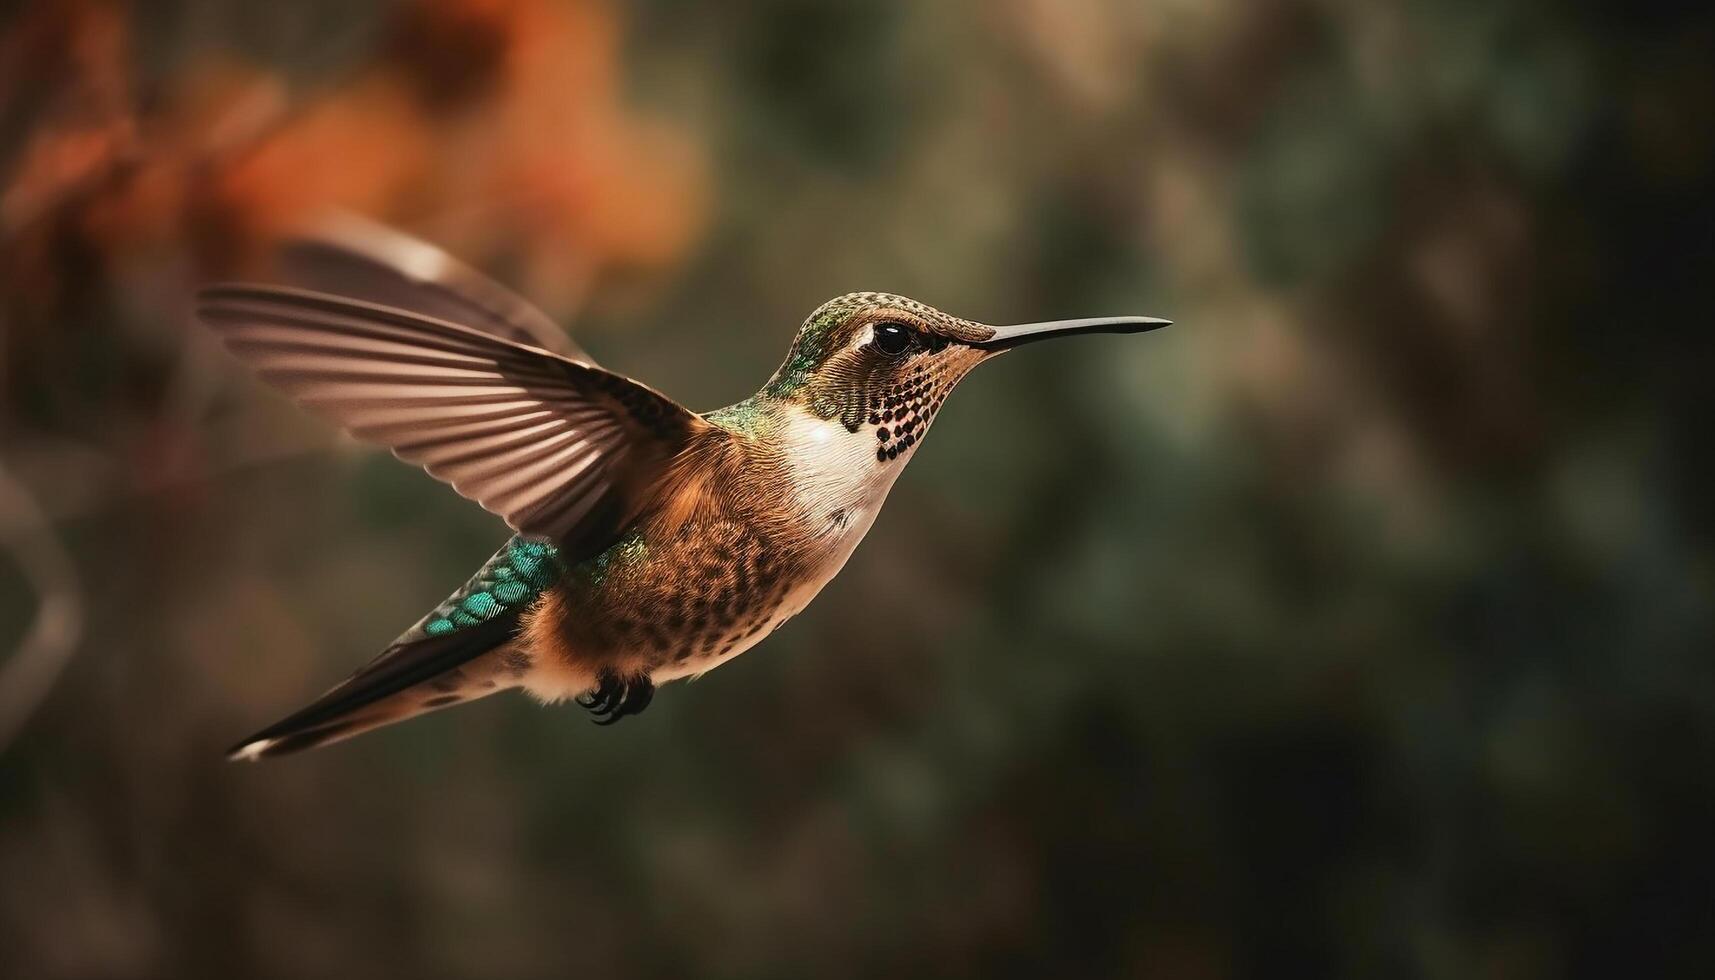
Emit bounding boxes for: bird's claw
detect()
[577,671,654,725]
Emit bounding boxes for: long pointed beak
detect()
[973,315,1172,351]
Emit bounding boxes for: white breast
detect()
[771,406,917,609]
[779,406,912,540]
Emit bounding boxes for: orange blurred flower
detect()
[3,0,707,306]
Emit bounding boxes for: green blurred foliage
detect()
[1,0,1711,978]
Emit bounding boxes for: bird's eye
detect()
[873,322,914,356]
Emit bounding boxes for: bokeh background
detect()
[2,0,1711,977]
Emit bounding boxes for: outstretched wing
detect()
[198,284,711,545]
[275,214,594,363]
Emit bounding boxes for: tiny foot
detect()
[576,671,655,725]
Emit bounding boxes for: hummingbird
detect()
[199,217,1169,759]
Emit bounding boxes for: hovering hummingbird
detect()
[199,218,1169,759]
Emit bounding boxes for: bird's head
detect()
[760,292,1169,464]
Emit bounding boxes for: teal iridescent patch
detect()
[414,536,565,639]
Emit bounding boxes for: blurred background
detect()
[1,0,1711,977]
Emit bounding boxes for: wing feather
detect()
[198,284,710,544]
[276,214,594,363]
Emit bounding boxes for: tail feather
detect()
[228,713,394,761]
[228,615,521,761]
